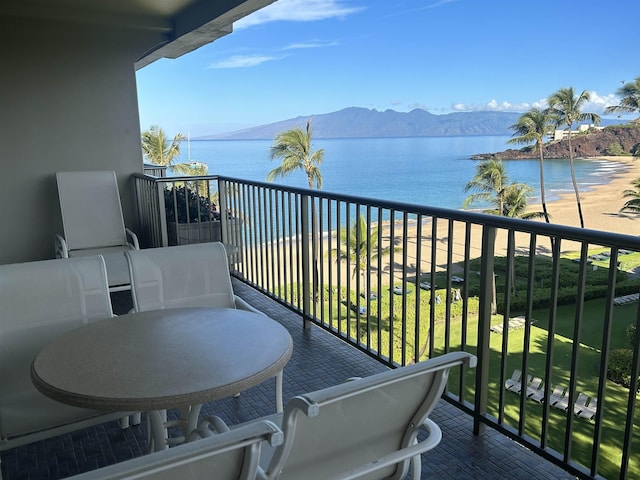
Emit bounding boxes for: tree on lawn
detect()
[508,107,554,224]
[333,214,390,295]
[267,119,324,301]
[547,87,601,228]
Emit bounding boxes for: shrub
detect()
[607,348,637,388]
[164,185,218,223]
[605,142,625,156]
[627,324,637,348]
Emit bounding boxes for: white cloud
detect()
[284,40,339,50]
[209,54,283,68]
[583,91,618,115]
[449,92,628,117]
[236,0,365,29]
[451,98,547,113]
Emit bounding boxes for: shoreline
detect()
[244,155,639,287]
[527,155,638,235]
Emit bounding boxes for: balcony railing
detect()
[134,172,640,479]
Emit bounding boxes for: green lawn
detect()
[314,284,640,479]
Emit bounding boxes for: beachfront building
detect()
[1,1,640,480]
[552,124,605,141]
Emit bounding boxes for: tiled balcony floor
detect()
[0,281,576,479]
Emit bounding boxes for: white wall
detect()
[0,17,161,263]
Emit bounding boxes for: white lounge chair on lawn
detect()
[525,377,543,398]
[199,351,476,480]
[548,386,566,406]
[573,393,590,416]
[576,397,598,420]
[504,369,522,390]
[508,374,532,394]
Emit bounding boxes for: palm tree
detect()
[501,183,545,219]
[508,108,554,224]
[621,178,640,213]
[463,157,509,215]
[605,77,640,122]
[547,87,602,228]
[267,119,324,301]
[464,159,542,309]
[141,125,191,174]
[267,120,324,189]
[333,214,389,288]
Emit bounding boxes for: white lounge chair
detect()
[573,393,590,416]
[67,420,283,480]
[551,388,571,411]
[525,377,543,398]
[55,171,139,292]
[576,397,598,420]
[547,385,565,406]
[243,351,477,480]
[508,374,532,394]
[125,242,259,314]
[504,369,522,390]
[0,256,133,478]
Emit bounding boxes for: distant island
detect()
[470,125,640,160]
[195,107,523,140]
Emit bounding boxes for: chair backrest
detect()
[264,351,477,480]
[57,171,128,250]
[67,420,283,480]
[0,256,113,438]
[126,242,236,311]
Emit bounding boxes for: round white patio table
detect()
[31,307,293,452]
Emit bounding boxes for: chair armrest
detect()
[55,234,69,258]
[125,228,140,250]
[325,418,442,480]
[234,295,266,316]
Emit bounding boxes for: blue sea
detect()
[176,136,626,210]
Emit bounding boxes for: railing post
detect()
[301,194,311,329]
[474,225,496,435]
[157,181,168,247]
[218,179,228,244]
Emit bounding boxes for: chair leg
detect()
[118,416,130,429]
[131,412,142,425]
[276,371,284,413]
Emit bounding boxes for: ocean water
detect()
[176,136,626,211]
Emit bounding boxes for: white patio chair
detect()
[67,420,283,480]
[125,242,259,314]
[0,256,134,477]
[55,171,140,292]
[246,351,477,480]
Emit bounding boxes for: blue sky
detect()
[136,0,639,137]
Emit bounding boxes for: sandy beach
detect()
[528,155,639,236]
[243,156,640,287]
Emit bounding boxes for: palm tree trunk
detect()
[567,131,585,228]
[537,143,550,224]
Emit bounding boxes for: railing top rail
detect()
[133,172,640,250]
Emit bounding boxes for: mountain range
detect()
[195,107,523,140]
